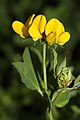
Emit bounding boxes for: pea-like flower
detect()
[28,15,46,41]
[12,14,70,46]
[12,14,46,41]
[12,14,35,38]
[45,18,70,45]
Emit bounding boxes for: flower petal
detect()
[25,14,35,28]
[32,15,46,33]
[12,21,28,37]
[29,24,42,41]
[58,32,70,45]
[45,18,64,36]
[46,32,56,45]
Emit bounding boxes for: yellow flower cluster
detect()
[12,14,70,45]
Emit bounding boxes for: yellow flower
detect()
[45,18,70,45]
[12,14,70,45]
[28,15,46,41]
[12,14,35,38]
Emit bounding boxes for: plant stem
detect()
[43,43,47,92]
[46,100,54,120]
[43,43,54,120]
[49,108,54,120]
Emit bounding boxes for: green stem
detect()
[49,109,54,120]
[46,107,54,120]
[43,43,54,120]
[47,99,54,120]
[43,43,47,92]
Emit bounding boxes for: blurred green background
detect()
[0,0,80,120]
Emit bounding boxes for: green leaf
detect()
[13,47,39,90]
[71,105,80,114]
[23,47,32,66]
[30,47,42,63]
[53,49,57,73]
[37,71,44,89]
[74,75,80,88]
[74,75,80,84]
[74,82,80,88]
[57,58,66,75]
[52,89,70,108]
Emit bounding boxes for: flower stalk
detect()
[49,109,54,120]
[43,43,54,120]
[43,43,47,92]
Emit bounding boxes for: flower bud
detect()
[57,67,74,88]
